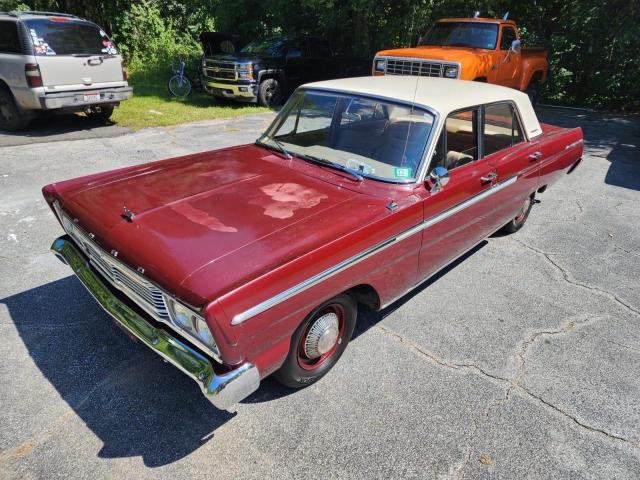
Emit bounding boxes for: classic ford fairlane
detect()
[43,77,583,409]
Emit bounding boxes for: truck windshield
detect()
[257,90,435,182]
[241,37,287,57]
[419,22,499,50]
[25,18,116,56]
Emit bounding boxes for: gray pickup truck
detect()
[0,11,132,131]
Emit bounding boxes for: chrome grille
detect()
[385,58,444,77]
[203,60,238,81]
[67,225,170,321]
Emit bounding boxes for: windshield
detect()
[25,18,116,56]
[419,22,499,49]
[258,90,435,182]
[241,37,288,57]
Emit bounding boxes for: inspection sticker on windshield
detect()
[394,167,412,178]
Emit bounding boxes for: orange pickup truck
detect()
[373,17,548,101]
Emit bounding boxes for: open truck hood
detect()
[49,145,387,305]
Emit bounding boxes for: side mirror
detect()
[511,39,521,54]
[286,50,302,60]
[429,166,450,192]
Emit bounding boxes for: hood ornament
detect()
[122,206,135,222]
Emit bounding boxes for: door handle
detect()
[480,172,497,184]
[88,57,104,66]
[529,151,543,162]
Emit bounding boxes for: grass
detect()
[111,70,271,130]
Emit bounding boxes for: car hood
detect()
[377,46,490,63]
[54,145,387,305]
[205,52,266,63]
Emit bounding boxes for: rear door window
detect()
[483,103,524,155]
[24,18,117,56]
[0,21,21,54]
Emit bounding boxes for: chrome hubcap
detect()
[304,312,340,358]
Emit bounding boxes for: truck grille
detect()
[385,58,444,77]
[66,222,170,322]
[203,60,238,81]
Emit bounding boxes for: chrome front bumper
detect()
[51,235,259,410]
[203,80,257,101]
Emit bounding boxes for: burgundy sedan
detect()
[43,77,583,409]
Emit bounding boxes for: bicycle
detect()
[167,56,202,97]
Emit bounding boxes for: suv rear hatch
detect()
[24,17,124,89]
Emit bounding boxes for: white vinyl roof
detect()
[305,76,542,139]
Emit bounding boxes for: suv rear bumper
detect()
[38,87,133,110]
[51,235,260,410]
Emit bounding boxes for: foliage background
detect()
[1,0,638,111]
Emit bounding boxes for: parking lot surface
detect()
[1,107,639,479]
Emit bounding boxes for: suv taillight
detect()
[25,64,43,88]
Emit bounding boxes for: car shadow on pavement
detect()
[2,276,234,467]
[536,105,640,191]
[2,241,487,464]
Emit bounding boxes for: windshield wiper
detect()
[296,153,364,182]
[256,137,292,159]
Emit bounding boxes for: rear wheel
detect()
[274,293,357,388]
[0,89,29,131]
[85,105,114,123]
[257,78,282,107]
[526,82,541,105]
[500,194,534,234]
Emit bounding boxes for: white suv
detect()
[0,11,132,131]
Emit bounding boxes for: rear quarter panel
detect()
[537,124,584,189]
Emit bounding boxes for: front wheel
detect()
[168,74,192,97]
[500,194,534,234]
[257,78,282,107]
[274,293,357,388]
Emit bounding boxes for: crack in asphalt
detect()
[376,319,640,476]
[511,238,640,317]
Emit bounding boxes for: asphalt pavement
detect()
[0,106,639,479]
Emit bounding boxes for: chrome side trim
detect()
[564,139,584,150]
[51,236,260,410]
[231,176,517,325]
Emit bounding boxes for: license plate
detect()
[83,93,100,102]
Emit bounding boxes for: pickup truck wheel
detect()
[526,83,541,105]
[501,195,534,234]
[0,89,29,132]
[258,78,282,107]
[274,293,357,388]
[85,105,114,123]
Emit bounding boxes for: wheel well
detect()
[0,79,11,92]
[529,71,543,86]
[473,77,487,82]
[347,284,380,310]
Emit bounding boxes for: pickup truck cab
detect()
[44,77,582,409]
[0,10,131,131]
[202,34,369,107]
[373,18,548,101]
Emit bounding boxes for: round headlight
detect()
[171,302,194,332]
[374,59,386,72]
[444,66,459,78]
[193,317,220,355]
[61,215,75,234]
